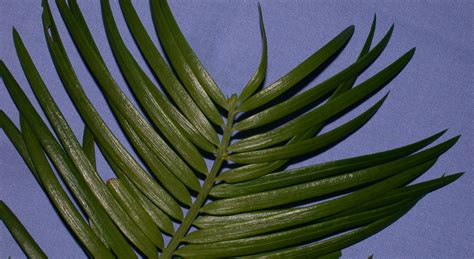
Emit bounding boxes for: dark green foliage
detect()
[0,0,462,258]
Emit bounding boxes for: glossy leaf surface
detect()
[0,1,463,258]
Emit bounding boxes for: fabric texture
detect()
[0,0,472,258]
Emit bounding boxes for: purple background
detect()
[1,0,472,258]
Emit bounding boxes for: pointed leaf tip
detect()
[348,24,355,32]
[11,26,19,37]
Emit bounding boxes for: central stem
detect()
[161,95,238,258]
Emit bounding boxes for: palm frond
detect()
[0,0,464,258]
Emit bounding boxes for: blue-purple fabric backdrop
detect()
[1,0,472,258]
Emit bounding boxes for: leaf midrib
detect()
[161,95,239,258]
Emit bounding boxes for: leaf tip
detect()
[373,92,390,110]
[389,23,395,31]
[439,135,461,152]
[439,128,449,135]
[341,24,355,38]
[442,172,464,183]
[452,134,462,142]
[11,27,20,40]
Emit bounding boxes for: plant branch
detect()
[161,94,239,258]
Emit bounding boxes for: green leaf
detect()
[238,25,356,112]
[177,199,414,256]
[20,117,116,258]
[118,0,219,145]
[56,0,207,183]
[216,161,285,183]
[106,179,164,248]
[150,0,225,125]
[13,26,165,251]
[229,48,415,152]
[327,14,376,95]
[41,0,183,219]
[0,1,463,257]
[95,134,177,234]
[50,1,193,203]
[334,172,463,218]
[112,112,193,205]
[121,177,175,235]
[234,24,392,130]
[203,137,457,215]
[239,3,268,102]
[213,130,446,194]
[186,159,436,243]
[198,171,462,229]
[158,0,229,110]
[228,94,387,163]
[82,126,96,169]
[101,0,215,156]
[0,111,37,180]
[249,209,410,258]
[1,111,134,257]
[216,17,380,183]
[2,46,156,257]
[0,201,47,259]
